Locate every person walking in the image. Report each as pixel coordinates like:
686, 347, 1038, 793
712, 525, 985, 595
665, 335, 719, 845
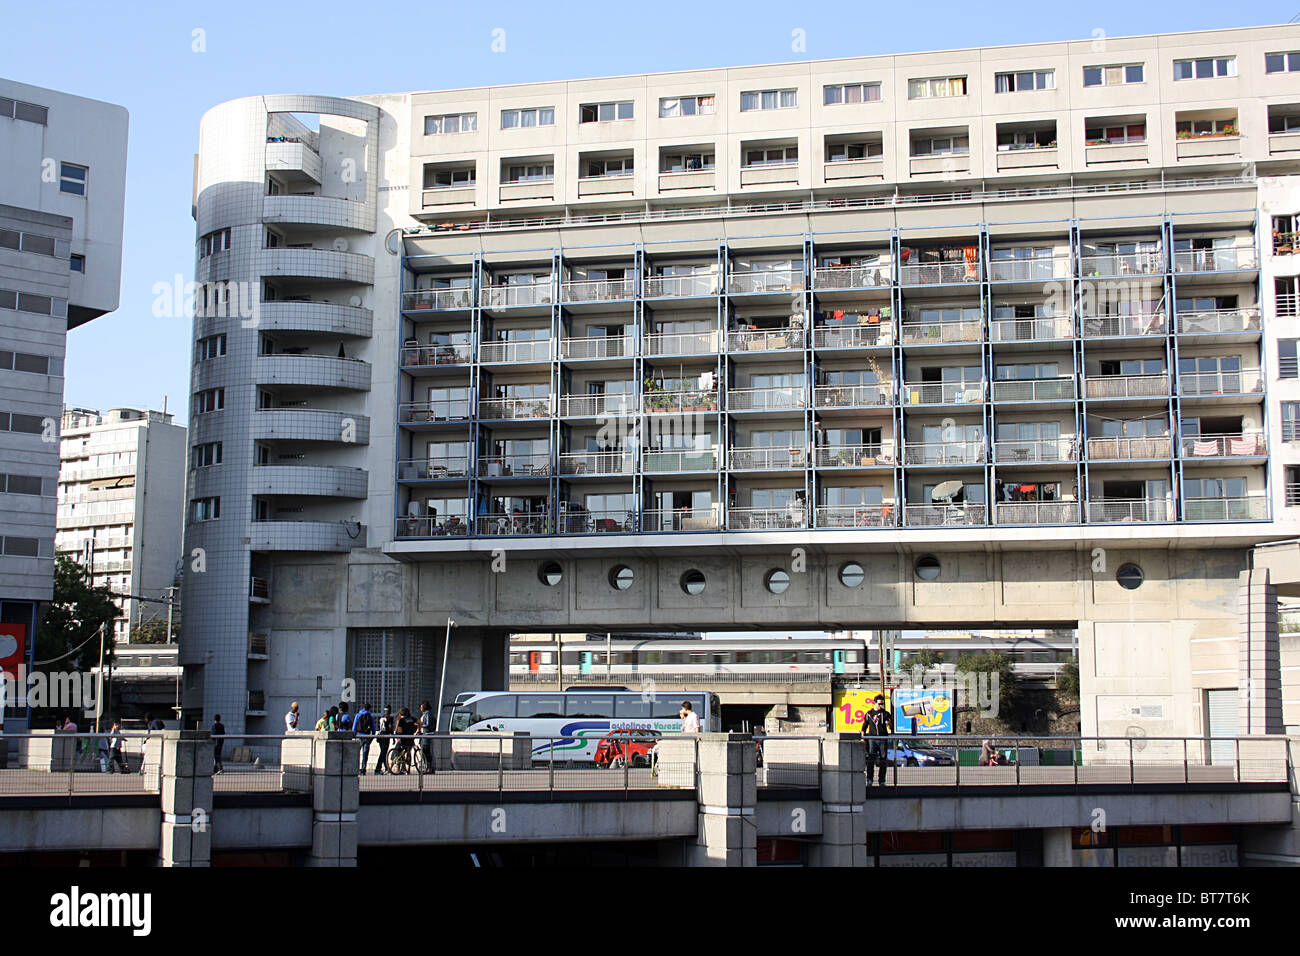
354, 703, 374, 773
374, 705, 394, 774
418, 700, 434, 771
285, 701, 300, 733
679, 701, 701, 734
861, 694, 893, 788
108, 720, 128, 773
211, 714, 226, 774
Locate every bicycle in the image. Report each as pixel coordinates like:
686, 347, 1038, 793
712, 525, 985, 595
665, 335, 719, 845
385, 737, 430, 774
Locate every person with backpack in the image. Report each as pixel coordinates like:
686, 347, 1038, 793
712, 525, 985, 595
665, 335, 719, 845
353, 703, 374, 773
374, 705, 394, 774
337, 701, 353, 732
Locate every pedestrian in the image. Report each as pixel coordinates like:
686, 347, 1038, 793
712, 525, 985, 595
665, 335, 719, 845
354, 703, 373, 773
979, 739, 999, 766
375, 705, 393, 774
418, 700, 434, 770
211, 714, 226, 773
396, 707, 417, 770
140, 712, 165, 774
337, 701, 353, 732
285, 701, 300, 733
861, 694, 893, 788
327, 706, 340, 730
679, 701, 701, 734
147, 712, 166, 731
315, 710, 331, 732
108, 720, 128, 773
97, 731, 110, 773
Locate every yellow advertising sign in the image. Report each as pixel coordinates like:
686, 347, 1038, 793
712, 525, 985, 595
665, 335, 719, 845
832, 688, 890, 733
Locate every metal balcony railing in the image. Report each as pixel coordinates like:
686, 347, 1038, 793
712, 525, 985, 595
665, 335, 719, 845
813, 324, 893, 348
401, 343, 472, 367
643, 274, 720, 298
642, 448, 719, 472
728, 445, 807, 470
402, 288, 474, 311
478, 397, 552, 419
727, 328, 805, 351
397, 458, 472, 480
249, 577, 270, 601
558, 393, 635, 418
1176, 308, 1262, 335
728, 386, 805, 411
479, 283, 554, 309
478, 339, 552, 364
727, 507, 808, 530
1177, 369, 1262, 396
642, 507, 720, 531
559, 335, 632, 360
1086, 436, 1172, 460
987, 256, 1070, 282
1182, 496, 1268, 521
902, 441, 985, 465
477, 454, 551, 478
558, 451, 635, 476
813, 383, 892, 407
1172, 248, 1257, 273
815, 504, 896, 527
560, 277, 636, 302
900, 320, 982, 344
643, 390, 718, 413
248, 633, 269, 657
992, 377, 1076, 402
557, 509, 638, 534
993, 438, 1077, 463
898, 261, 982, 285
1087, 498, 1173, 523
1275, 293, 1298, 318
1080, 313, 1167, 337
475, 513, 550, 536
399, 399, 472, 423
815, 444, 894, 467
989, 316, 1074, 342
1288, 483, 1300, 507
247, 691, 266, 714
395, 515, 469, 537
994, 500, 1080, 525
903, 504, 987, 526
901, 381, 985, 405
1084, 373, 1169, 399
811, 264, 891, 290
644, 331, 719, 355
1078, 251, 1164, 276
727, 269, 804, 294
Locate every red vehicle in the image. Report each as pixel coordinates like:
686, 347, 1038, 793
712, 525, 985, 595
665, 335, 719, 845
594, 728, 661, 769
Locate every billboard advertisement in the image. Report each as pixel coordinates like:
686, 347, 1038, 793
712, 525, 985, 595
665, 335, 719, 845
833, 686, 953, 734
832, 688, 891, 733
0, 623, 23, 683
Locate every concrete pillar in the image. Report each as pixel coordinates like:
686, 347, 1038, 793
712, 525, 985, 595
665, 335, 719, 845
1241, 736, 1300, 866
1042, 827, 1074, 867
157, 730, 213, 868
1238, 567, 1283, 735
309, 731, 359, 867
692, 733, 756, 867
809, 733, 866, 867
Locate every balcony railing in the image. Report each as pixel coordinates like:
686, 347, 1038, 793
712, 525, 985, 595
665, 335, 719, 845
475, 513, 551, 536
642, 448, 719, 472
728, 386, 805, 411
902, 441, 985, 465
643, 275, 720, 298
556, 509, 638, 534
989, 316, 1074, 342
727, 507, 808, 530
901, 381, 985, 405
1177, 369, 1262, 396
478, 454, 551, 478
644, 331, 719, 355
815, 444, 895, 467
992, 377, 1076, 402
395, 515, 470, 538
480, 284, 554, 309
1288, 483, 1300, 508
558, 451, 635, 476
811, 264, 891, 290
559, 335, 632, 360
814, 383, 892, 407
249, 577, 270, 601
560, 277, 636, 302
728, 445, 808, 470
728, 269, 804, 294
1087, 498, 1173, 523
401, 343, 472, 367
1172, 248, 1257, 273
1078, 251, 1164, 276
1084, 373, 1169, 399
397, 458, 471, 480
727, 328, 805, 352
903, 504, 987, 526
898, 261, 982, 285
900, 320, 982, 344
558, 393, 635, 418
993, 438, 1077, 463
1086, 436, 1172, 460
402, 288, 474, 311
1180, 433, 1266, 458
994, 500, 1080, 525
813, 324, 893, 348
399, 400, 472, 423
987, 256, 1070, 282
1177, 308, 1262, 335
1280, 294, 1299, 318
1081, 313, 1167, 337
642, 507, 720, 531
248, 632, 269, 657
1182, 496, 1268, 521
644, 391, 718, 413
815, 504, 896, 527
478, 339, 552, 364
478, 396, 552, 419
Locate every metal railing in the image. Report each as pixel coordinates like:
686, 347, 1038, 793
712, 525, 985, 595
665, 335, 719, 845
250, 576, 270, 600
396, 516, 469, 537
558, 450, 635, 476
815, 504, 896, 527
1086, 436, 1173, 460
993, 438, 1077, 462
727, 386, 805, 411
994, 500, 1080, 525
560, 277, 636, 302
991, 377, 1075, 402
728, 445, 808, 470
248, 632, 268, 656
987, 255, 1070, 282
402, 288, 474, 311
1176, 308, 1262, 335
643, 390, 718, 413
479, 283, 554, 308
1081, 313, 1167, 337
815, 443, 894, 467
1078, 251, 1164, 276
727, 328, 804, 351
1177, 369, 1262, 396
1288, 483, 1300, 507
478, 339, 552, 364
475, 513, 551, 536
399, 399, 472, 423
557, 509, 638, 534
1172, 248, 1257, 273
727, 507, 809, 530
643, 274, 720, 298
478, 396, 552, 419
644, 331, 719, 355
813, 324, 893, 348
1084, 373, 1169, 399
1087, 498, 1174, 523
814, 383, 892, 407
901, 381, 984, 405
728, 269, 804, 294
1182, 496, 1269, 521
559, 335, 632, 359
902, 441, 985, 465
642, 448, 719, 472
642, 507, 720, 531
898, 261, 982, 284
900, 320, 982, 344
989, 316, 1073, 342
812, 264, 891, 290
903, 504, 987, 526
477, 454, 551, 477
397, 457, 472, 480
558, 393, 635, 418
401, 343, 472, 367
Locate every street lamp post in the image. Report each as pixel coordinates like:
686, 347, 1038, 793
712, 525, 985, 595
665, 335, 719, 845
436, 618, 456, 732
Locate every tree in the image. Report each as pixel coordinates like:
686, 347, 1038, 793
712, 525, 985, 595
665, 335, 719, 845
36, 555, 121, 673
1057, 661, 1080, 696
954, 649, 1020, 714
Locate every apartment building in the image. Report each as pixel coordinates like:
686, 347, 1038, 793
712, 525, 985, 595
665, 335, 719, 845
186, 24, 1300, 737
0, 79, 128, 729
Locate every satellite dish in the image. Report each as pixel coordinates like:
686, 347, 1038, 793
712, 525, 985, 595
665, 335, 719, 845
931, 480, 964, 502
348, 295, 362, 308
332, 237, 349, 252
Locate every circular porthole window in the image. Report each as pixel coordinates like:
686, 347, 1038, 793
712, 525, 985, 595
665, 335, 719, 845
839, 562, 865, 588
609, 565, 634, 591
914, 555, 941, 581
538, 561, 563, 587
680, 569, 706, 596
765, 569, 790, 594
1116, 563, 1144, 590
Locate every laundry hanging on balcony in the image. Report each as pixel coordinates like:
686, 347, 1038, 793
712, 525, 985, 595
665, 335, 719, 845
963, 245, 978, 280
1192, 439, 1219, 456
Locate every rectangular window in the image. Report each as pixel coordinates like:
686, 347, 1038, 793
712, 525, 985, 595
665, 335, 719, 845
70, 254, 85, 273
199, 228, 231, 257
907, 76, 967, 99
4, 351, 52, 374
740, 89, 798, 111
579, 101, 634, 123
196, 334, 227, 361
996, 128, 1056, 151
659, 95, 716, 117
1280, 341, 1298, 380
192, 442, 223, 468
823, 82, 882, 105
504, 162, 554, 182
911, 135, 969, 156
1174, 57, 1236, 80
423, 113, 477, 135
825, 141, 882, 161
2, 536, 40, 557
994, 70, 1055, 92
583, 156, 634, 178
191, 497, 221, 522
195, 388, 225, 413
423, 166, 475, 188
1265, 51, 1300, 74
2, 474, 45, 496
59, 163, 88, 196
1282, 403, 1300, 442
742, 146, 798, 167
2, 412, 46, 435
501, 107, 555, 129
660, 152, 715, 172
1085, 122, 1146, 145
1083, 63, 1144, 87
0, 97, 49, 125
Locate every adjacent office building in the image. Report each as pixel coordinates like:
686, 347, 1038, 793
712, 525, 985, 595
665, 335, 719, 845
184, 24, 1300, 738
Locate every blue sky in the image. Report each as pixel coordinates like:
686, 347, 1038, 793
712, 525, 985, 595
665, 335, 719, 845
1, 1, 1291, 417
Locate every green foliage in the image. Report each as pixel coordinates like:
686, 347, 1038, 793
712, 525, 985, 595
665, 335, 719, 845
1057, 661, 1080, 696
36, 555, 121, 672
913, 647, 942, 670
955, 649, 1019, 712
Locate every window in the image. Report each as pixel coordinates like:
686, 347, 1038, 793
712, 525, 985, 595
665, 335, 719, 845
583, 156, 633, 178
196, 334, 227, 361
914, 555, 941, 580
1083, 63, 1144, 87
580, 101, 634, 123
0, 287, 67, 317
743, 145, 798, 167
659, 95, 715, 117
1280, 341, 1298, 379
680, 569, 707, 595
1, 537, 40, 558
839, 562, 865, 588
609, 565, 634, 590
1269, 113, 1300, 134
59, 163, 88, 196
995, 70, 1055, 92
2, 473, 46, 496
1173, 57, 1236, 80
1116, 564, 1143, 590
997, 128, 1056, 151
191, 497, 221, 522
424, 113, 477, 135
195, 388, 225, 413
192, 442, 223, 468
907, 77, 967, 99
1283, 403, 1300, 443
70, 254, 85, 273
1176, 117, 1237, 137
0, 351, 53, 375
1266, 51, 1300, 74
0, 97, 48, 125
825, 141, 882, 161
0, 412, 46, 435
423, 165, 475, 189
911, 135, 969, 156
199, 228, 231, 257
537, 561, 563, 586
504, 162, 554, 183
1085, 122, 1146, 145
765, 569, 791, 594
824, 82, 881, 105
740, 89, 798, 111
660, 151, 715, 172
501, 107, 555, 129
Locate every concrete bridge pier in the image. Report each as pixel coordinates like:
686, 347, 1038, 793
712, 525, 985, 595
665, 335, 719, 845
157, 731, 213, 868
309, 731, 360, 867
808, 734, 867, 867
692, 733, 757, 866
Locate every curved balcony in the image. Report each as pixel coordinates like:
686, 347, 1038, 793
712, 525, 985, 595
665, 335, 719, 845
250, 464, 368, 498
259, 301, 373, 337
248, 519, 365, 552
262, 195, 372, 232
255, 354, 371, 390
259, 247, 375, 285
252, 408, 370, 445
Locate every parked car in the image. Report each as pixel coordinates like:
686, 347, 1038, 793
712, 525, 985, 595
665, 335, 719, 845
887, 740, 955, 767
595, 728, 661, 768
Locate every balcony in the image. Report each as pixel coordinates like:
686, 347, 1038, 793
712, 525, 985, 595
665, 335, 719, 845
989, 316, 1073, 343
1084, 374, 1168, 400
898, 261, 981, 285
1280, 294, 1299, 319
823, 158, 885, 182
642, 448, 719, 473
263, 195, 370, 232
561, 277, 636, 303
900, 320, 982, 345
1177, 308, 1261, 336
1083, 142, 1149, 166
995, 145, 1059, 171
1078, 252, 1163, 277
397, 458, 471, 480
1270, 130, 1300, 155
909, 154, 971, 177
994, 500, 1080, 525
254, 408, 370, 445
558, 393, 634, 418
987, 256, 1070, 283
658, 170, 716, 192
901, 381, 984, 406
815, 444, 895, 468
1081, 313, 1167, 338
727, 328, 804, 352
644, 391, 718, 414
816, 504, 896, 527
248, 632, 269, 658
259, 247, 374, 284
499, 180, 556, 203
402, 288, 474, 312
1087, 499, 1172, 523
643, 275, 720, 298
265, 140, 321, 182
1182, 496, 1268, 521
992, 377, 1075, 403
398, 399, 471, 423
401, 343, 471, 368
249, 519, 365, 552
558, 509, 637, 534
727, 507, 808, 530
421, 186, 476, 209
247, 691, 266, 716
903, 503, 986, 526
1175, 134, 1241, 160
560, 335, 632, 360
814, 383, 892, 408
993, 438, 1077, 463
255, 354, 371, 391
250, 577, 271, 602
250, 464, 368, 498
644, 331, 719, 356
902, 441, 985, 466
479, 340, 553, 364
474, 513, 549, 536
395, 516, 469, 538
728, 445, 807, 470
642, 507, 720, 532
480, 284, 554, 309
1177, 369, 1262, 397
478, 396, 552, 420
1172, 248, 1257, 273
728, 269, 804, 295
577, 173, 635, 198
812, 265, 891, 291
1086, 436, 1172, 460
739, 163, 799, 187
478, 454, 551, 478
728, 386, 805, 411
558, 451, 634, 476
1180, 433, 1266, 459
260, 301, 373, 337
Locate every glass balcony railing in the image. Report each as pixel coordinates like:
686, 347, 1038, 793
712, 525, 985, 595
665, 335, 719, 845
644, 331, 719, 355
728, 269, 804, 294
402, 288, 473, 311
644, 391, 718, 413
642, 448, 719, 472
815, 444, 895, 467
1176, 308, 1261, 335
903, 504, 987, 526
815, 504, 896, 527
399, 399, 472, 423
395, 515, 469, 537
898, 261, 981, 285
1084, 373, 1169, 399
1087, 498, 1173, 523
557, 509, 638, 534
479, 339, 552, 363
401, 343, 472, 367
643, 275, 720, 298
1078, 251, 1164, 276
901, 381, 985, 405
1172, 248, 1257, 273
558, 393, 635, 418
728, 445, 808, 470
559, 335, 632, 359
478, 396, 552, 419
480, 284, 554, 309
988, 316, 1074, 343
1180, 433, 1266, 458
1181, 496, 1268, 521
727, 328, 805, 351
397, 458, 471, 480
1177, 369, 1262, 396
474, 513, 551, 536
728, 386, 805, 411
727, 507, 808, 530
560, 277, 636, 302
902, 441, 985, 465
987, 255, 1070, 282
1086, 436, 1172, 460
